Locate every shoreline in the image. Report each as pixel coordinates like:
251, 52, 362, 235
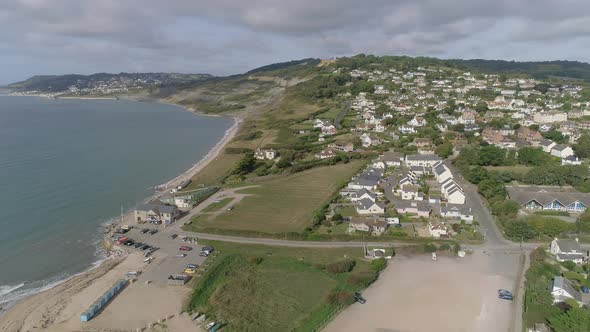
0, 95, 242, 328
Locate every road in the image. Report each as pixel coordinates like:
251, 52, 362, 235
334, 101, 351, 129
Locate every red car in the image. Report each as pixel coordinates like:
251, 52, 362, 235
179, 246, 192, 251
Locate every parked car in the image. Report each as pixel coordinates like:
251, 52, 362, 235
199, 251, 210, 257
183, 267, 197, 275
171, 234, 178, 239
134, 242, 144, 248
141, 228, 150, 234
179, 246, 192, 251
186, 263, 198, 269
176, 253, 187, 258
149, 229, 158, 235
498, 293, 513, 301
140, 244, 150, 250
582, 286, 590, 294
498, 289, 512, 296
354, 292, 366, 304
209, 322, 222, 332
205, 322, 216, 329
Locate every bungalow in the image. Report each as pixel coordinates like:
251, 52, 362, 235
561, 155, 582, 166
348, 217, 389, 236
328, 142, 354, 152
254, 148, 277, 160
395, 200, 432, 218
440, 204, 474, 223
550, 144, 574, 158
550, 238, 586, 264
550, 276, 583, 305
428, 221, 449, 238
315, 149, 337, 159
134, 203, 179, 224
356, 198, 386, 215
507, 187, 590, 213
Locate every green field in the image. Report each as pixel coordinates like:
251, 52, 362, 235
186, 241, 385, 331
191, 161, 364, 234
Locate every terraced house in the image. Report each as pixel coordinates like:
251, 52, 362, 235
507, 187, 590, 213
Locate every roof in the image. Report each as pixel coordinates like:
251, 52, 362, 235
349, 217, 388, 228
551, 144, 570, 152
357, 198, 384, 210
552, 276, 583, 302
405, 154, 441, 162
440, 204, 472, 215
554, 238, 582, 253
539, 139, 555, 147
381, 151, 402, 162
507, 186, 590, 208
402, 184, 420, 192
135, 203, 176, 214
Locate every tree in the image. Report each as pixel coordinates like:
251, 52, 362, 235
232, 153, 256, 175
474, 101, 489, 113
478, 179, 507, 200
517, 147, 551, 166
576, 211, 590, 234
478, 145, 506, 166
435, 142, 453, 158
491, 200, 520, 219
543, 129, 569, 144
548, 307, 590, 332
573, 134, 590, 159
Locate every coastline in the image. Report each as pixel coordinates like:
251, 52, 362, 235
0, 96, 242, 329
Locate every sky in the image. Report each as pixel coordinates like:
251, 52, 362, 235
2, 0, 590, 84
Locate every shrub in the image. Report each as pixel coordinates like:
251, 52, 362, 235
422, 243, 437, 253
348, 272, 378, 287
370, 258, 387, 272
326, 291, 353, 306
561, 261, 577, 272
326, 259, 356, 274
248, 257, 263, 265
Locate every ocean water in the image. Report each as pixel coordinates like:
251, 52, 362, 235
0, 96, 232, 304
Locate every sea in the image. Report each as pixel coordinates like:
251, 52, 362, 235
0, 96, 233, 306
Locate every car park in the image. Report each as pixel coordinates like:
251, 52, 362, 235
149, 229, 158, 235
141, 228, 150, 234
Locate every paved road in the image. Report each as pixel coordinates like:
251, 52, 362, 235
334, 101, 351, 129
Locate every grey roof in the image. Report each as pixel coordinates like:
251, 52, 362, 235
551, 144, 569, 152
406, 154, 441, 161
135, 203, 176, 214
351, 188, 376, 200
394, 199, 432, 212
440, 204, 472, 216
552, 276, 582, 302
507, 187, 590, 208
539, 139, 555, 147
357, 198, 384, 210
381, 151, 402, 162
555, 239, 582, 253
433, 163, 449, 176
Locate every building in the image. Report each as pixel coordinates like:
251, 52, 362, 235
349, 188, 377, 202
315, 149, 337, 159
432, 161, 453, 184
173, 197, 194, 209
381, 151, 403, 167
356, 198, 386, 215
441, 178, 466, 205
533, 111, 567, 124
550, 238, 586, 264
428, 221, 449, 238
394, 200, 432, 217
550, 144, 574, 158
134, 203, 179, 224
507, 186, 590, 213
550, 276, 583, 305
517, 127, 543, 142
400, 184, 421, 201
254, 148, 277, 160
538, 139, 556, 153
404, 154, 441, 167
561, 155, 582, 166
440, 204, 474, 223
348, 217, 389, 236
328, 142, 354, 152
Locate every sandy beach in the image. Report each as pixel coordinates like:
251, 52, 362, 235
0, 100, 241, 332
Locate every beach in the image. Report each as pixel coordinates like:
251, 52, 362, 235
0, 98, 241, 331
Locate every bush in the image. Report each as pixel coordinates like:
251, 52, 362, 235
561, 261, 577, 271
326, 259, 356, 274
326, 291, 353, 306
248, 257, 263, 265
422, 243, 437, 253
348, 272, 378, 287
225, 147, 253, 154
370, 258, 387, 272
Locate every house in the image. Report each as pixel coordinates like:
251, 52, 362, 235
550, 238, 586, 264
550, 144, 574, 158
134, 203, 179, 224
537, 139, 556, 153
562, 155, 582, 166
458, 110, 477, 124
550, 276, 583, 305
315, 149, 336, 159
349, 188, 377, 202
173, 197, 194, 209
398, 124, 417, 134
432, 161, 453, 184
414, 138, 432, 148
348, 217, 389, 236
356, 198, 386, 215
441, 178, 466, 204
533, 111, 567, 124
328, 142, 354, 152
507, 186, 590, 213
408, 115, 427, 127
381, 151, 403, 167
321, 125, 337, 136
440, 204, 474, 223
417, 146, 436, 155
400, 184, 421, 201
254, 148, 277, 160
395, 200, 432, 217
360, 133, 381, 147
516, 127, 543, 142
404, 154, 441, 167
428, 221, 449, 238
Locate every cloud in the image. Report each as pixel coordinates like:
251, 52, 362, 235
1, 0, 590, 83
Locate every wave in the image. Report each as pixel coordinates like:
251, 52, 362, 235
0, 283, 24, 298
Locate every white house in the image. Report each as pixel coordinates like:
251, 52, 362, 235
428, 221, 449, 238
349, 188, 377, 203
405, 154, 441, 167
550, 144, 574, 158
432, 161, 453, 184
400, 184, 421, 201
533, 111, 567, 124
447, 188, 466, 205
440, 204, 474, 223
538, 139, 556, 153
254, 148, 277, 160
550, 276, 583, 305
356, 198, 386, 215
550, 238, 585, 264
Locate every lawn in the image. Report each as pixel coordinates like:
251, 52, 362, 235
191, 161, 364, 234
202, 197, 233, 213
185, 152, 243, 188
186, 241, 383, 332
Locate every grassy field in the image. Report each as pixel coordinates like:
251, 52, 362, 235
185, 152, 244, 188
484, 165, 533, 178
202, 197, 233, 213
191, 161, 364, 233
186, 241, 384, 331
